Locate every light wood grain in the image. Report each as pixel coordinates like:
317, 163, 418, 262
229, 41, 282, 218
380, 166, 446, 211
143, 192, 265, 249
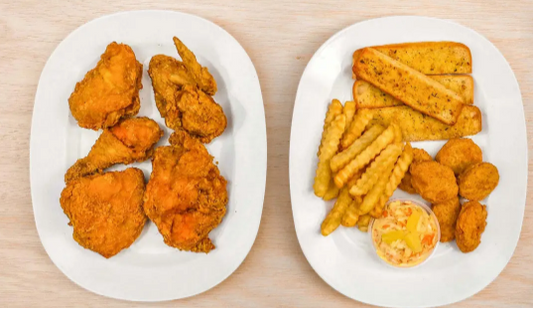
1, 0, 532, 307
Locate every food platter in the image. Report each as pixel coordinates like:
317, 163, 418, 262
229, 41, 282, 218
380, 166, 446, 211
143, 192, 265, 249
290, 16, 526, 307
30, 10, 266, 301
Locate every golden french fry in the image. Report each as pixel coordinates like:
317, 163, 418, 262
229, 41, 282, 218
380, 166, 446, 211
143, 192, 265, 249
371, 144, 414, 218
340, 109, 373, 149
341, 195, 362, 227
349, 142, 403, 196
384, 142, 415, 202
334, 124, 395, 188
331, 125, 384, 172
323, 179, 340, 201
318, 99, 343, 156
369, 203, 383, 218
314, 114, 346, 197
340, 101, 357, 149
358, 161, 395, 215
357, 214, 371, 232
321, 187, 353, 236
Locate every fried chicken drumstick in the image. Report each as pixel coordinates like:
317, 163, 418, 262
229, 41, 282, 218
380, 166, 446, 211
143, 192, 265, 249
143, 130, 228, 253
65, 117, 163, 182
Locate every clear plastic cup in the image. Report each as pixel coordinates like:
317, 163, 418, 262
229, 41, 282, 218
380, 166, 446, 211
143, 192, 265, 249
368, 198, 441, 269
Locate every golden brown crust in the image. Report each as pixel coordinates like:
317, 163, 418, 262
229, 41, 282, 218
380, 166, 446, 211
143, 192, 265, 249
65, 117, 163, 182
68, 42, 143, 130
398, 148, 432, 194
364, 105, 482, 142
143, 131, 228, 253
436, 138, 482, 175
60, 168, 146, 258
148, 44, 226, 143
353, 41, 472, 75
455, 201, 487, 253
432, 196, 461, 242
410, 161, 458, 203
353, 48, 465, 125
458, 162, 500, 201
354, 76, 474, 109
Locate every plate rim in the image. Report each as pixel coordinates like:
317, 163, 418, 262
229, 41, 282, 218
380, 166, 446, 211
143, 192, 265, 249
30, 9, 267, 301
289, 15, 527, 307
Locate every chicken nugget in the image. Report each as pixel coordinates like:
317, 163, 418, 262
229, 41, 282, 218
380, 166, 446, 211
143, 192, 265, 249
455, 201, 487, 253
436, 138, 482, 175
432, 196, 461, 242
410, 161, 458, 203
413, 148, 433, 162
458, 162, 499, 201
398, 148, 432, 193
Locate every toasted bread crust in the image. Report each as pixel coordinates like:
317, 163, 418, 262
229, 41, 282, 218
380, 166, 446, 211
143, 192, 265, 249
354, 48, 465, 125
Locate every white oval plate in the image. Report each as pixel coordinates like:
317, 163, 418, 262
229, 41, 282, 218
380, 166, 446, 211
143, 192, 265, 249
30, 10, 266, 301
290, 16, 526, 307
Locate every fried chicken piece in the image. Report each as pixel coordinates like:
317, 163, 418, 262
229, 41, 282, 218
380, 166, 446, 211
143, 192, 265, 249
60, 168, 146, 258
455, 201, 487, 253
173, 37, 217, 95
148, 41, 226, 143
69, 42, 143, 130
65, 117, 163, 182
143, 130, 228, 253
398, 148, 433, 193
174, 85, 227, 143
432, 196, 461, 242
458, 162, 499, 200
410, 161, 458, 203
436, 138, 482, 175
148, 55, 197, 128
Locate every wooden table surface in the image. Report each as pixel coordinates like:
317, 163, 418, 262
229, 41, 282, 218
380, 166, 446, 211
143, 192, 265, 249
1, 0, 532, 307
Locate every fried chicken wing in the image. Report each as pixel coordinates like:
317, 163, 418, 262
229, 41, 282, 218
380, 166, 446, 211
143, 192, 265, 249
65, 117, 163, 182
143, 130, 228, 253
60, 168, 146, 258
173, 37, 217, 95
69, 42, 143, 130
148, 38, 226, 143
455, 201, 487, 253
432, 196, 461, 242
410, 161, 458, 203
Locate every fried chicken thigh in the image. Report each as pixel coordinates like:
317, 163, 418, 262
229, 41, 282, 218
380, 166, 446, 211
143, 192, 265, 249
69, 42, 143, 130
65, 117, 163, 182
148, 37, 226, 143
60, 168, 146, 258
143, 130, 228, 253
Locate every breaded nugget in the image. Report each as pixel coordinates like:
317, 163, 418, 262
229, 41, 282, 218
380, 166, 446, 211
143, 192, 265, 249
398, 148, 432, 193
436, 138, 482, 175
455, 201, 487, 253
432, 196, 461, 242
413, 148, 433, 162
410, 161, 458, 203
458, 162, 499, 201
